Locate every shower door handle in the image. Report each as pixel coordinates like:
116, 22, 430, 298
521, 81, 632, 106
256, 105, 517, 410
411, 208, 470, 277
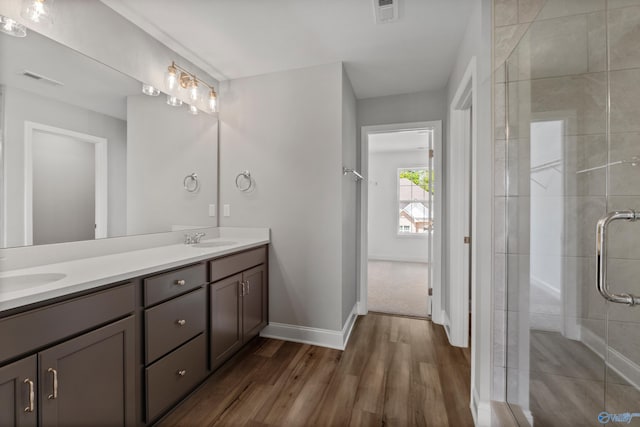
596, 210, 640, 305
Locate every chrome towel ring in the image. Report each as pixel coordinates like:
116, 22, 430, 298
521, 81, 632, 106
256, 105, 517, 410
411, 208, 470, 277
235, 170, 254, 192
183, 173, 200, 192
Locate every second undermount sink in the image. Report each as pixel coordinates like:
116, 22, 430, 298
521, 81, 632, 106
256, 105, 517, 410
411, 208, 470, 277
0, 273, 67, 293
191, 241, 237, 248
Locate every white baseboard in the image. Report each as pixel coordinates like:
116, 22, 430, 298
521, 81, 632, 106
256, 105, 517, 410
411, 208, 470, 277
356, 301, 368, 315
581, 325, 640, 390
260, 305, 358, 350
367, 254, 428, 263
471, 388, 492, 426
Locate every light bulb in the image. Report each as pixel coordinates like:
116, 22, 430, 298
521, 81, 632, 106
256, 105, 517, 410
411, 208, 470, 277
166, 63, 178, 91
20, 0, 53, 27
189, 79, 199, 102
0, 15, 27, 37
189, 105, 199, 115
142, 84, 160, 96
166, 95, 182, 107
208, 89, 217, 112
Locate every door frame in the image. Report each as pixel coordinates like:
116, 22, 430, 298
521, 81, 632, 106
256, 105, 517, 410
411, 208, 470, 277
23, 121, 108, 245
447, 57, 477, 349
358, 120, 443, 316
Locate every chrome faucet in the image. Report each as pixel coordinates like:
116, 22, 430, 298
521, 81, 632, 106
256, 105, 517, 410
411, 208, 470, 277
184, 232, 206, 244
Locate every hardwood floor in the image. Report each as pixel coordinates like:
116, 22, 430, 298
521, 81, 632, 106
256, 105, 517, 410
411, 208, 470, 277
158, 313, 473, 426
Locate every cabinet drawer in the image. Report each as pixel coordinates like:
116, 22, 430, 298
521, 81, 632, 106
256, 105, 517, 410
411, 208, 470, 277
209, 246, 266, 283
144, 263, 206, 306
145, 288, 206, 364
0, 283, 135, 364
146, 334, 207, 422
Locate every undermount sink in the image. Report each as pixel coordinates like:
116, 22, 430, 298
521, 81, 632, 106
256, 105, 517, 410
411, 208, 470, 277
191, 241, 237, 248
0, 273, 67, 293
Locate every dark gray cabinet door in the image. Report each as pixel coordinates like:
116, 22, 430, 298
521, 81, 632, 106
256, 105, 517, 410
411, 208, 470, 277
210, 274, 242, 370
0, 355, 37, 427
39, 316, 136, 427
242, 265, 267, 342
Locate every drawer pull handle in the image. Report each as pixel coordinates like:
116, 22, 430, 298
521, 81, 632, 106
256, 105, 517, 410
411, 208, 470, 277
176, 279, 186, 286
47, 368, 58, 400
24, 379, 34, 412
177, 369, 187, 377
176, 319, 187, 326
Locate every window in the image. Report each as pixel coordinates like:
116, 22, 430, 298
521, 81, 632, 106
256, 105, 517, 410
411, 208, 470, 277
398, 167, 431, 235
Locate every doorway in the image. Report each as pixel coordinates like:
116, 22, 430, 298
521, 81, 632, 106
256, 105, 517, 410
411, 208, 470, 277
24, 122, 108, 245
359, 121, 442, 318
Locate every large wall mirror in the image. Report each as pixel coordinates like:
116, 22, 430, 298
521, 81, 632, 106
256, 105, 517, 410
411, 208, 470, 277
0, 28, 219, 249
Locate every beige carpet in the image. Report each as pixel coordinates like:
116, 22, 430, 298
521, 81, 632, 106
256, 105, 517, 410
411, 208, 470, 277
367, 260, 430, 317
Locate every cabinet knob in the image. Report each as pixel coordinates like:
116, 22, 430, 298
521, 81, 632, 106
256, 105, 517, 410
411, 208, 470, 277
23, 379, 34, 412
175, 279, 186, 286
176, 319, 187, 326
177, 369, 187, 377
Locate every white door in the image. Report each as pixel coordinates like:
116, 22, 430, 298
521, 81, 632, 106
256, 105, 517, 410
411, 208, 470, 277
32, 131, 96, 245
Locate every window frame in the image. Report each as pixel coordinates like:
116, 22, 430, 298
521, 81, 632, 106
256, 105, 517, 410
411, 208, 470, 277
396, 166, 430, 238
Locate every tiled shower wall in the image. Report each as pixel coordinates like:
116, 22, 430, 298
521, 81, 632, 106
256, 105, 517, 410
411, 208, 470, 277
493, 0, 640, 405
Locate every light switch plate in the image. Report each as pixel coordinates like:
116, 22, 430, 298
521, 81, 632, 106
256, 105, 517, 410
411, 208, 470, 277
223, 204, 230, 217
208, 204, 216, 217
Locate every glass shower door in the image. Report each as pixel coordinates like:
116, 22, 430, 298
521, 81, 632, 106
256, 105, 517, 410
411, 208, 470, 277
502, 0, 640, 424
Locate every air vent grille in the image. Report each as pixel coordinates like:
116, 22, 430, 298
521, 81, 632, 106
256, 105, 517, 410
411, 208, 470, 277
373, 0, 399, 24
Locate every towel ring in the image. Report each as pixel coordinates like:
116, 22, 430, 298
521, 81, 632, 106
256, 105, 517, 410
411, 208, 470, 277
183, 173, 200, 192
235, 171, 253, 192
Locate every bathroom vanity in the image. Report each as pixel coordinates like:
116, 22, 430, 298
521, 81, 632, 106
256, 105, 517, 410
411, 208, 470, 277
0, 234, 269, 426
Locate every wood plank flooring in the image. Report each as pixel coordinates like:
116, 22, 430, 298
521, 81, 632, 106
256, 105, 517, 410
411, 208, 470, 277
158, 313, 473, 426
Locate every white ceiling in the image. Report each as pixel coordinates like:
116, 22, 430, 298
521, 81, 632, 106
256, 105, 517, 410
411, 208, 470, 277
369, 129, 430, 152
102, 0, 475, 99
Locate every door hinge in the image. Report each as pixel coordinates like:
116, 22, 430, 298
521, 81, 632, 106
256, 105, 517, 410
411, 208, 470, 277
464, 236, 471, 244
428, 288, 433, 296
429, 149, 434, 159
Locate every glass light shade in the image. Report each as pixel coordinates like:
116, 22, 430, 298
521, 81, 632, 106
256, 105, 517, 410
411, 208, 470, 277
21, 0, 53, 27
166, 65, 178, 91
0, 15, 27, 37
166, 95, 182, 107
208, 90, 217, 112
188, 105, 199, 115
189, 80, 199, 102
142, 84, 160, 96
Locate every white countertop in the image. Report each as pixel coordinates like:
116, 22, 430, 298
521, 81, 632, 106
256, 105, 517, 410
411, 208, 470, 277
0, 233, 269, 313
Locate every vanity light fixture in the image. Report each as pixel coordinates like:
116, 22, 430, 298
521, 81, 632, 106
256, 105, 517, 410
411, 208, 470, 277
166, 95, 182, 107
21, 0, 54, 27
165, 61, 218, 113
142, 83, 160, 96
0, 15, 27, 37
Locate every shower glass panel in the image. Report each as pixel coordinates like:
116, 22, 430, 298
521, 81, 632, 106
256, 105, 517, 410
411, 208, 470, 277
504, 1, 640, 425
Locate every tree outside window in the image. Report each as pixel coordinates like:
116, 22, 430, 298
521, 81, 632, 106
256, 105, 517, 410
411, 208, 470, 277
398, 168, 432, 235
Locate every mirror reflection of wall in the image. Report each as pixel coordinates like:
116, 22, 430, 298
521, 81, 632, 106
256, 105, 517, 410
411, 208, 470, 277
0, 28, 218, 249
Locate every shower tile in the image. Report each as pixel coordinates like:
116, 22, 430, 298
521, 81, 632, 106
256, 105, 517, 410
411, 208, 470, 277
611, 69, 640, 133
495, 252, 507, 310
609, 133, 640, 196
507, 138, 531, 197
492, 366, 506, 401
495, 139, 507, 197
518, 0, 544, 23
494, 308, 507, 366
561, 196, 606, 257
564, 134, 607, 196
608, 7, 640, 71
526, 14, 589, 80
495, 197, 507, 254
496, 0, 519, 26
507, 196, 531, 254
495, 62, 507, 84
495, 24, 529, 69
607, 196, 640, 259
506, 311, 526, 369
530, 73, 607, 136
495, 83, 507, 140
608, 0, 640, 8
587, 12, 606, 73
507, 254, 530, 312
536, 0, 604, 20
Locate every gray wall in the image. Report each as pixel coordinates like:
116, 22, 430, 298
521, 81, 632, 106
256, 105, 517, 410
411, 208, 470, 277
219, 62, 354, 332
3, 86, 127, 248
357, 89, 447, 128
126, 95, 218, 235
443, 0, 493, 412
368, 150, 430, 262
341, 68, 357, 326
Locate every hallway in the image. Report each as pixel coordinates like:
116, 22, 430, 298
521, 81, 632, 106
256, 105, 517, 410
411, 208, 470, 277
159, 313, 473, 426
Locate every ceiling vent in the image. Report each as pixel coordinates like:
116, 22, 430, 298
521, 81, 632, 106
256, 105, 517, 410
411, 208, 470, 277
22, 70, 64, 86
373, 0, 399, 24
